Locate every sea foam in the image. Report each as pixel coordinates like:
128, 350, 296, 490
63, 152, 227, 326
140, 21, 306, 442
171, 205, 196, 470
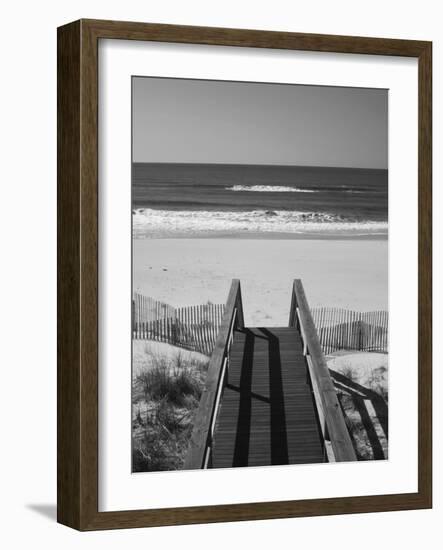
132, 208, 387, 238
226, 185, 317, 193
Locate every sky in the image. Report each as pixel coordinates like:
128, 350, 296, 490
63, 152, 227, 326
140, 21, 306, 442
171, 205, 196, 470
132, 77, 388, 169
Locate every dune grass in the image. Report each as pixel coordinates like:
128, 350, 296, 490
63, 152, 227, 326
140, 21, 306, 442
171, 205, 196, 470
132, 346, 209, 472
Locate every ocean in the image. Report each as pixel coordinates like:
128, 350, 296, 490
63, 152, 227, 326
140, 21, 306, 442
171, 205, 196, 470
132, 163, 388, 238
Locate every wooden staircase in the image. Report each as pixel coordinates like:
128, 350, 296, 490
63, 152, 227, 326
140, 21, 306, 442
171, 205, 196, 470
184, 279, 357, 470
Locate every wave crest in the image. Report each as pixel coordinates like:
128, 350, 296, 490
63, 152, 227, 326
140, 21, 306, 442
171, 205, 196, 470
226, 185, 317, 193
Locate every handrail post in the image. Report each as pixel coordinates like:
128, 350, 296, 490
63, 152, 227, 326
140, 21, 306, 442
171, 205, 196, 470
233, 279, 244, 329
288, 283, 297, 328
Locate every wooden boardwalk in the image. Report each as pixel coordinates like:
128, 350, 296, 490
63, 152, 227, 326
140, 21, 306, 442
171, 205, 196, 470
212, 327, 325, 467
184, 280, 357, 470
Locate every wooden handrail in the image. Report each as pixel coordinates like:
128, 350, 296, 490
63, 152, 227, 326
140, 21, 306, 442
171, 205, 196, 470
289, 280, 357, 462
184, 279, 244, 469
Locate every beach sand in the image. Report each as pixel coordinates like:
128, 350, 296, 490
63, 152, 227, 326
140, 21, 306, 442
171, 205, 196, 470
133, 238, 388, 326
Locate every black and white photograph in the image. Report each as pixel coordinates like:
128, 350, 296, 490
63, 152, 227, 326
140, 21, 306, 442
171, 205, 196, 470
1, 0, 435, 540
131, 76, 389, 472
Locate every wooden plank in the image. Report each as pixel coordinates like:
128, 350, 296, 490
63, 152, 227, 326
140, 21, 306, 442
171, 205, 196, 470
212, 326, 324, 468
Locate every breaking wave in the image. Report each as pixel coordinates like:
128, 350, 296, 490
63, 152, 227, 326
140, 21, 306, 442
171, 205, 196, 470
132, 208, 387, 238
226, 185, 317, 193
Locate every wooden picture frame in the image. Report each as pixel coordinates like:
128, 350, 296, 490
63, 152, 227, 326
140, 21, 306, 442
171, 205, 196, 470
57, 19, 432, 530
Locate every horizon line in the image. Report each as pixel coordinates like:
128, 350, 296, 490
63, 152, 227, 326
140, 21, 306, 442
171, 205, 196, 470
132, 161, 388, 171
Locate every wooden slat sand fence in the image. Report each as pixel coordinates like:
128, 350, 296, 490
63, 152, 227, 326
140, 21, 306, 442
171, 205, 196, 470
132, 294, 176, 324
132, 293, 225, 356
311, 307, 388, 354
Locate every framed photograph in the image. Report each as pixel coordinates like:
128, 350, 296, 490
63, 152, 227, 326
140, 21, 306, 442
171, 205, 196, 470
57, 19, 432, 530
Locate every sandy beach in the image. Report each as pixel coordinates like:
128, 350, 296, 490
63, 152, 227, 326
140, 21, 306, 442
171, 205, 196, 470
133, 238, 388, 326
